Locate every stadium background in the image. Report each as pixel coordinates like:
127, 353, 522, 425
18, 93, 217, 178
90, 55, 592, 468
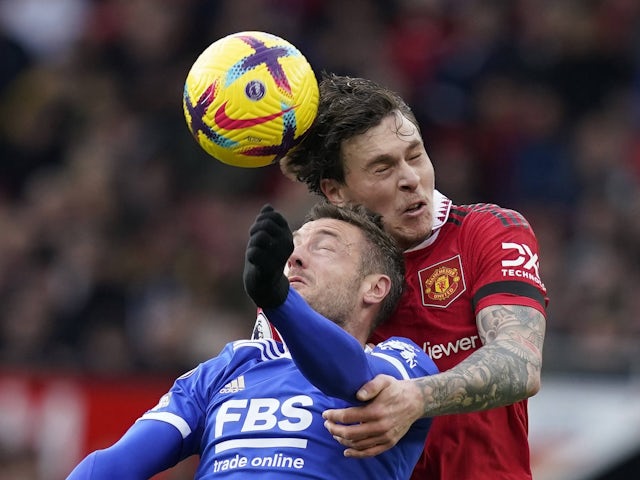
0, 0, 639, 478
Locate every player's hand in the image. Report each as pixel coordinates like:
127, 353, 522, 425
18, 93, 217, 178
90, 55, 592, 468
322, 375, 424, 457
243, 204, 293, 308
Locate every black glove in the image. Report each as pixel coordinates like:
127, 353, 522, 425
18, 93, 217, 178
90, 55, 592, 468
243, 204, 293, 308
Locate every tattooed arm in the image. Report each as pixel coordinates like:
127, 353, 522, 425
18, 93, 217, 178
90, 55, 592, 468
321, 305, 546, 457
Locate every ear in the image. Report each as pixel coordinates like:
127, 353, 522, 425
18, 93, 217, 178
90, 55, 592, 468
361, 274, 391, 306
320, 178, 347, 206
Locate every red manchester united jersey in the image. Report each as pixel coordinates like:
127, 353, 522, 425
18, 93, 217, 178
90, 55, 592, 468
370, 191, 548, 480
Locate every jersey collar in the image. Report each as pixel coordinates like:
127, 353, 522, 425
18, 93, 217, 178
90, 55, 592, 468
405, 189, 452, 252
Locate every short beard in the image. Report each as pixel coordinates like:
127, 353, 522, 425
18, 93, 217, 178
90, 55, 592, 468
308, 275, 361, 330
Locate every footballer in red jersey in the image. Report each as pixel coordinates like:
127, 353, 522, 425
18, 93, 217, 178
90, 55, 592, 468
273, 73, 548, 479
369, 190, 547, 479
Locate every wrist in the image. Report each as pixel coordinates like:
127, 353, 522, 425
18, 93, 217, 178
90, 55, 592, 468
260, 276, 290, 309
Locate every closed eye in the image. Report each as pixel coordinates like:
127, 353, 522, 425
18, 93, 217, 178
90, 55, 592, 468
373, 164, 391, 174
313, 243, 336, 253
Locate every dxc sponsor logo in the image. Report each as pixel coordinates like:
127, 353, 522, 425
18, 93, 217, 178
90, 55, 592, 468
501, 242, 540, 282
215, 395, 313, 438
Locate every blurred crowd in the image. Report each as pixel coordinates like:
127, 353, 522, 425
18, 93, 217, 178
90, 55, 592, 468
0, 0, 639, 379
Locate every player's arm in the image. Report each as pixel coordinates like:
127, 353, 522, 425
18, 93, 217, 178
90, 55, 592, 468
264, 286, 375, 403
66, 420, 184, 479
424, 304, 545, 413
266, 286, 441, 405
322, 304, 545, 457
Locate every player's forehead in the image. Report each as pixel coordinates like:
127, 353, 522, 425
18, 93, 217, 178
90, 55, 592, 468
293, 218, 361, 245
343, 111, 421, 161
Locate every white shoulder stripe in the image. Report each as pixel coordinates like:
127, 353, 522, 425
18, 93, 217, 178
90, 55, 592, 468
233, 339, 289, 361
138, 412, 192, 438
370, 352, 411, 380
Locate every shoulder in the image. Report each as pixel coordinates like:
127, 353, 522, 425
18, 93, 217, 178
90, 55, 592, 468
228, 338, 289, 360
371, 337, 439, 377
450, 202, 533, 231
374, 337, 423, 354
192, 339, 289, 378
170, 340, 290, 396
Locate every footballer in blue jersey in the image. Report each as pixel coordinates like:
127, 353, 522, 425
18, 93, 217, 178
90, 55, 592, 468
66, 203, 439, 479
143, 319, 436, 478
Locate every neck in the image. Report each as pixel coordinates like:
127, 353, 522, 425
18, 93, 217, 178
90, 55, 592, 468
341, 316, 372, 347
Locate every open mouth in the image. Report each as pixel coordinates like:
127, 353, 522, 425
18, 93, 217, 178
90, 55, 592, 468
404, 201, 426, 214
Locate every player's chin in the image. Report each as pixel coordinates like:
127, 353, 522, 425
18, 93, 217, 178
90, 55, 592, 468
292, 284, 318, 309
393, 224, 431, 250
289, 281, 306, 292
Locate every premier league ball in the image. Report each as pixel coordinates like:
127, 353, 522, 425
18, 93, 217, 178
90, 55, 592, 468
183, 31, 319, 168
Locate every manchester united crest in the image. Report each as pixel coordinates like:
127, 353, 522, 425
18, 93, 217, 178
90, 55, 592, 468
418, 255, 466, 308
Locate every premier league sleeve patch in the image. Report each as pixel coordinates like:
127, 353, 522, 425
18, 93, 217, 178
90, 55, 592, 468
250, 310, 282, 342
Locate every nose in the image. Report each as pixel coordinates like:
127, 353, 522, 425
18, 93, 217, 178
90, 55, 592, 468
398, 160, 420, 190
287, 245, 305, 269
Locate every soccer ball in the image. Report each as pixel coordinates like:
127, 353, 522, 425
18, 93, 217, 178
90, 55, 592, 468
183, 31, 319, 168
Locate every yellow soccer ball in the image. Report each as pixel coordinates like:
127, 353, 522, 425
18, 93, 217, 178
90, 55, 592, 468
183, 31, 319, 168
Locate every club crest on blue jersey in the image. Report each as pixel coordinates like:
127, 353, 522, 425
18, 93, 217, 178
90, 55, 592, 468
378, 339, 420, 368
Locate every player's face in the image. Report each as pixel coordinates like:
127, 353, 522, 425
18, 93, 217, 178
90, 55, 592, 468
321, 111, 435, 250
286, 219, 365, 329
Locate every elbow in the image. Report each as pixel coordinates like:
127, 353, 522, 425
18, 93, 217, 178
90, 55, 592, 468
525, 363, 543, 398
527, 374, 541, 398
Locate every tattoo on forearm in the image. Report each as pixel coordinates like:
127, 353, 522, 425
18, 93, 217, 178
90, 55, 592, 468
415, 305, 546, 417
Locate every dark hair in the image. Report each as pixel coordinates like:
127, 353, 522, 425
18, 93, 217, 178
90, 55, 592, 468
305, 201, 405, 330
283, 72, 419, 197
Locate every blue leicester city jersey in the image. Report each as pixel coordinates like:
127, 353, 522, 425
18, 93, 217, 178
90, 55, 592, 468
139, 337, 437, 479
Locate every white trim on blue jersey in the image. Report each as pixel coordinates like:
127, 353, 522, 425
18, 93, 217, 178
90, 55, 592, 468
137, 334, 437, 479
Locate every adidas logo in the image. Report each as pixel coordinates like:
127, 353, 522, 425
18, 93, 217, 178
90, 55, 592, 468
219, 376, 245, 393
